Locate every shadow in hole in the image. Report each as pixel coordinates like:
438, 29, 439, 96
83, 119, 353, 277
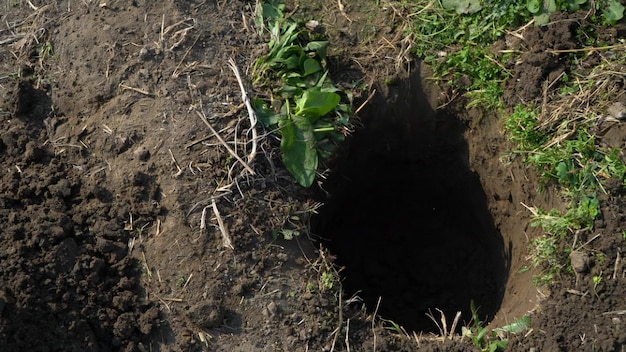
313, 63, 510, 333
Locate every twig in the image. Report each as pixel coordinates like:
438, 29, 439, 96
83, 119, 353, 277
141, 251, 152, 279
337, 0, 352, 22
372, 297, 381, 352
330, 288, 344, 352
345, 319, 351, 352
200, 205, 209, 231
613, 250, 621, 280
119, 83, 154, 97
602, 310, 626, 315
520, 202, 539, 216
547, 43, 626, 54
227, 58, 258, 165
212, 198, 234, 249
355, 89, 376, 115
196, 110, 255, 175
26, 0, 39, 10
172, 34, 200, 78
168, 149, 184, 177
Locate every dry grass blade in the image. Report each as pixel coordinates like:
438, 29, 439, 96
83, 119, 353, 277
425, 308, 447, 337
538, 57, 625, 144
196, 110, 255, 175
227, 58, 258, 165
119, 83, 154, 97
212, 198, 234, 250
372, 296, 382, 352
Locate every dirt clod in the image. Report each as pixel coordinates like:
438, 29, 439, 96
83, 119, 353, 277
570, 250, 591, 273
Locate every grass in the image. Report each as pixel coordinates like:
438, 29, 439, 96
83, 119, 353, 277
391, 0, 626, 286
504, 62, 626, 283
461, 301, 531, 352
398, 0, 530, 109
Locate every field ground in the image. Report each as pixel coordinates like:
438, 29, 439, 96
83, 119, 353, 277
1, 1, 625, 351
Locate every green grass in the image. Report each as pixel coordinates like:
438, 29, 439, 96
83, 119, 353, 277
401, 0, 529, 109
399, 0, 625, 285
504, 98, 625, 284
462, 301, 531, 351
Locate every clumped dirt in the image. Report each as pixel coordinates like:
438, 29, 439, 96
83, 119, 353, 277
1, 1, 625, 352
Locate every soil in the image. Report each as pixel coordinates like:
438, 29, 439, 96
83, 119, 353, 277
1, 1, 625, 352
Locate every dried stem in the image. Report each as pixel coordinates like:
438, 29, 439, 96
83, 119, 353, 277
212, 198, 234, 250
227, 58, 258, 165
196, 110, 255, 175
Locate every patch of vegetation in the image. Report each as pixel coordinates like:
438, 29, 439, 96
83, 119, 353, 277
403, 0, 623, 109
397, 0, 625, 287
252, 0, 353, 187
462, 301, 530, 352
527, 0, 624, 25
504, 94, 626, 284
403, 0, 529, 109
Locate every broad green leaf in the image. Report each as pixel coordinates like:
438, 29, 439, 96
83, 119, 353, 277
527, 0, 542, 13
295, 87, 340, 119
260, 2, 283, 22
442, 0, 482, 14
280, 116, 318, 187
534, 13, 551, 26
556, 161, 569, 183
546, 0, 557, 13
303, 58, 322, 76
532, 0, 557, 25
304, 41, 329, 60
494, 315, 531, 334
604, 0, 625, 25
252, 98, 280, 126
278, 85, 302, 99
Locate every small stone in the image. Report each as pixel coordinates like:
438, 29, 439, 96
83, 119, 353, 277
570, 250, 590, 273
607, 102, 626, 120
139, 47, 150, 60
133, 146, 150, 161
266, 301, 279, 317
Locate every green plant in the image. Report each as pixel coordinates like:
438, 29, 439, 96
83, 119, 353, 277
602, 0, 625, 25
528, 234, 562, 285
462, 302, 508, 352
493, 315, 531, 337
404, 0, 528, 111
253, 1, 352, 187
176, 276, 187, 287
320, 271, 335, 291
593, 274, 602, 287
592, 272, 603, 297
526, 0, 624, 25
382, 318, 404, 334
504, 101, 626, 285
272, 228, 300, 240
272, 215, 304, 240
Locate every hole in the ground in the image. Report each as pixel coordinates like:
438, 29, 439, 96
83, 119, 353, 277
313, 68, 510, 333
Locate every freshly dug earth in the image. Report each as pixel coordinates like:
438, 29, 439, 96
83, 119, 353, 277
1, 1, 625, 352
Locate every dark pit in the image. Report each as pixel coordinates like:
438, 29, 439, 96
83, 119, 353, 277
313, 71, 510, 333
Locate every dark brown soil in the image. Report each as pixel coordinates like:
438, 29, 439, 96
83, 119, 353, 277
1, 1, 625, 352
